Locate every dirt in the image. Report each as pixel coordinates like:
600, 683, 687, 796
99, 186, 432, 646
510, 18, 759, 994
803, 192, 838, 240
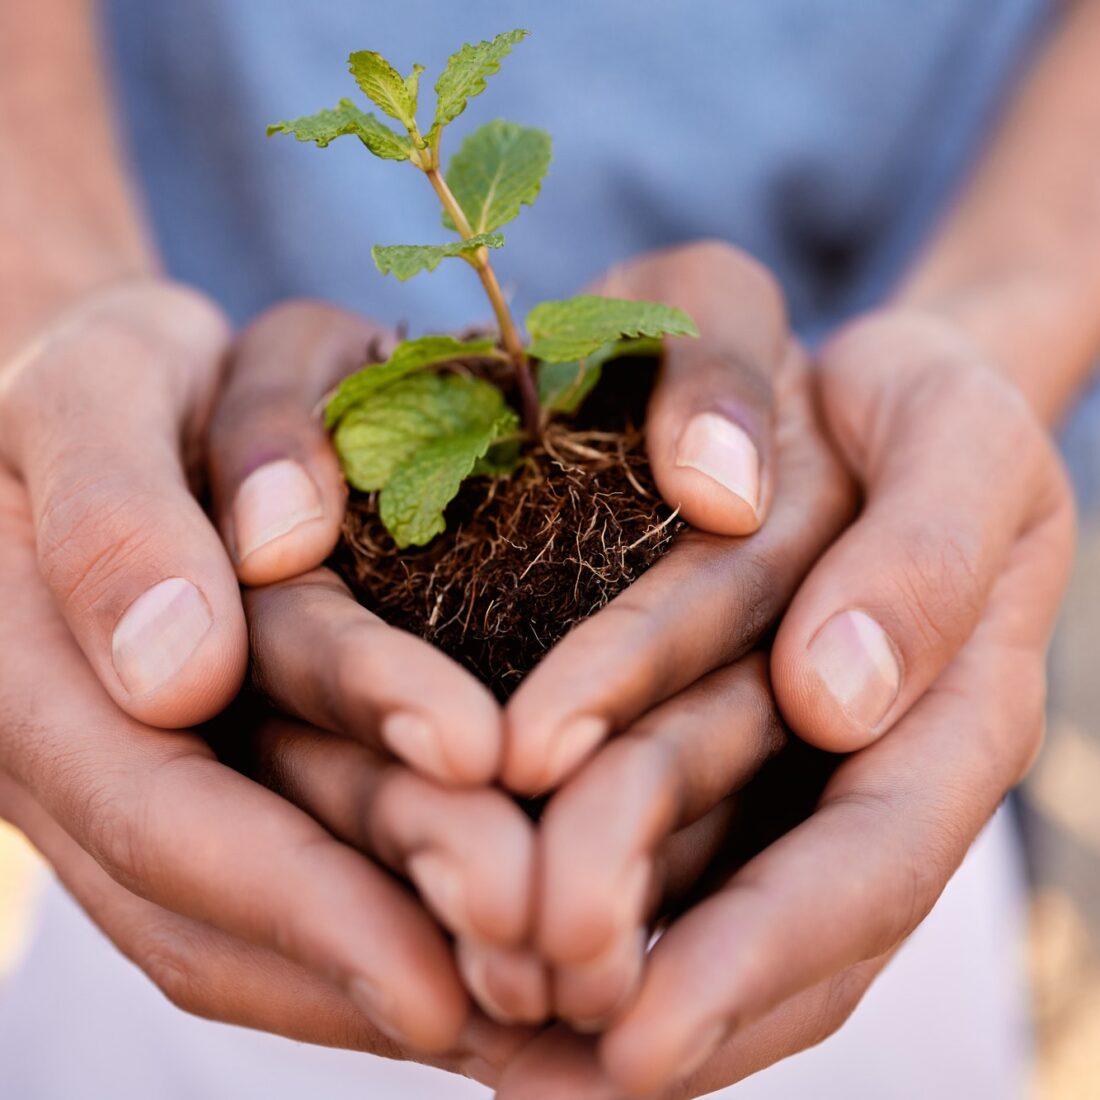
329, 358, 681, 698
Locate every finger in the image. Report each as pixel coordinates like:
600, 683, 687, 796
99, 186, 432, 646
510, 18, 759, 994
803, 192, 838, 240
0, 511, 472, 1055
597, 513, 1070, 1095
773, 311, 1074, 750
539, 656, 783, 1026
1, 773, 525, 1078
503, 349, 854, 794
0, 772, 399, 1054
0, 280, 247, 728
208, 301, 390, 586
596, 242, 786, 535
245, 568, 502, 784
246, 718, 534, 949
494, 957, 890, 1099
456, 940, 551, 1026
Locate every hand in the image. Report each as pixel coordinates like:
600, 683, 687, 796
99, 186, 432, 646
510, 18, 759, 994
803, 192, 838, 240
0, 279, 246, 728
199, 246, 854, 1031
0, 462, 540, 1083
492, 306, 1074, 1096
0, 277, 501, 777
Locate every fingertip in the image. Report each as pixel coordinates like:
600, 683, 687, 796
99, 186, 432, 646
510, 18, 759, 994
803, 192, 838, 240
457, 940, 550, 1026
772, 609, 902, 753
389, 679, 502, 787
230, 456, 346, 587
109, 574, 248, 729
501, 712, 608, 796
650, 410, 768, 536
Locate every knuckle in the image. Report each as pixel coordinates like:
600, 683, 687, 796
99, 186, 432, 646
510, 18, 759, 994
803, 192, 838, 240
887, 529, 985, 653
77, 775, 147, 891
36, 471, 164, 614
813, 967, 873, 1047
136, 931, 205, 1015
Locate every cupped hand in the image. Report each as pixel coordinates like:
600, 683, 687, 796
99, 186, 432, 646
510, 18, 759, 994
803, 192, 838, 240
492, 302, 1074, 1096
0, 463, 538, 1082
0, 279, 246, 728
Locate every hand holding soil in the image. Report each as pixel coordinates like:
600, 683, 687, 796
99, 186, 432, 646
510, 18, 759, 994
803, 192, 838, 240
0, 19, 1084, 1100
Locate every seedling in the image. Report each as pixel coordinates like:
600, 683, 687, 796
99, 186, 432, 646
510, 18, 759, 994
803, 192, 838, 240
269, 28, 697, 549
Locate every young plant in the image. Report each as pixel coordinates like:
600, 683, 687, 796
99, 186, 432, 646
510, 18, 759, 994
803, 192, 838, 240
269, 28, 697, 548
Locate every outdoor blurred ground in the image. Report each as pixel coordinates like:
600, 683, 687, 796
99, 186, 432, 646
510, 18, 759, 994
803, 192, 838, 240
1, 529, 1099, 1097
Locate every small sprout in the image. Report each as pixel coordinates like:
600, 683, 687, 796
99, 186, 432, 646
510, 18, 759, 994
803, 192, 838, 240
269, 29, 698, 548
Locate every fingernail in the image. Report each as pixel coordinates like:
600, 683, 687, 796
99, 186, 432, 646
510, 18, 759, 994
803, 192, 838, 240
808, 610, 901, 731
566, 928, 647, 1032
232, 459, 323, 563
544, 716, 608, 787
459, 943, 517, 1024
347, 975, 404, 1043
676, 1020, 728, 1081
675, 412, 760, 513
381, 712, 448, 779
112, 578, 212, 696
407, 851, 471, 938
612, 859, 651, 930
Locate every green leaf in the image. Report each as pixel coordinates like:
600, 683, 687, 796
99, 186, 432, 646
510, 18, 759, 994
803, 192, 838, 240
404, 64, 426, 108
443, 121, 552, 234
332, 373, 514, 492
348, 50, 420, 127
380, 420, 512, 548
537, 337, 665, 416
371, 232, 504, 281
527, 296, 699, 363
267, 99, 411, 159
432, 29, 528, 135
537, 359, 603, 416
324, 334, 499, 428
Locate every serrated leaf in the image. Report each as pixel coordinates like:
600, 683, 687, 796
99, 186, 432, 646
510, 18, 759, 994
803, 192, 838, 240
432, 29, 528, 135
349, 50, 419, 127
537, 337, 663, 416
442, 121, 551, 234
325, 334, 499, 428
267, 99, 411, 159
333, 373, 514, 492
380, 419, 513, 548
372, 232, 504, 281
527, 296, 699, 363
404, 64, 426, 108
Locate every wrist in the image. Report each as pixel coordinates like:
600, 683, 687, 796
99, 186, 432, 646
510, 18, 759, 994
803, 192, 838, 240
895, 268, 1098, 429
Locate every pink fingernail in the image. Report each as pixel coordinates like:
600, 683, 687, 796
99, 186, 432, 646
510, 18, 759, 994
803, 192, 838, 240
111, 578, 212, 695
458, 943, 517, 1024
675, 412, 760, 514
808, 610, 901, 731
232, 459, 323, 563
545, 716, 608, 787
381, 712, 448, 779
407, 851, 472, 938
676, 1020, 728, 1081
347, 976, 404, 1043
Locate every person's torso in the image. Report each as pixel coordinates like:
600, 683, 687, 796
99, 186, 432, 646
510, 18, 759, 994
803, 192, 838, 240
102, 0, 1050, 339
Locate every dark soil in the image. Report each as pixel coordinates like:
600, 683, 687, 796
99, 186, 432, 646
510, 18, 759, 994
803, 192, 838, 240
329, 357, 682, 699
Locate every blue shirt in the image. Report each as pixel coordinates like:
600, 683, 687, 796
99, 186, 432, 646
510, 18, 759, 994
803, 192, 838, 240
101, 0, 1049, 342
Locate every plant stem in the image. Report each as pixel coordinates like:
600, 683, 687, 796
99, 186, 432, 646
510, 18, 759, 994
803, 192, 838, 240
424, 166, 541, 436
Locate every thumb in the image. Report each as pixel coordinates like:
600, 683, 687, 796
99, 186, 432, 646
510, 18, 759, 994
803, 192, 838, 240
771, 310, 1074, 752
599, 241, 786, 535
206, 300, 388, 587
0, 279, 247, 728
